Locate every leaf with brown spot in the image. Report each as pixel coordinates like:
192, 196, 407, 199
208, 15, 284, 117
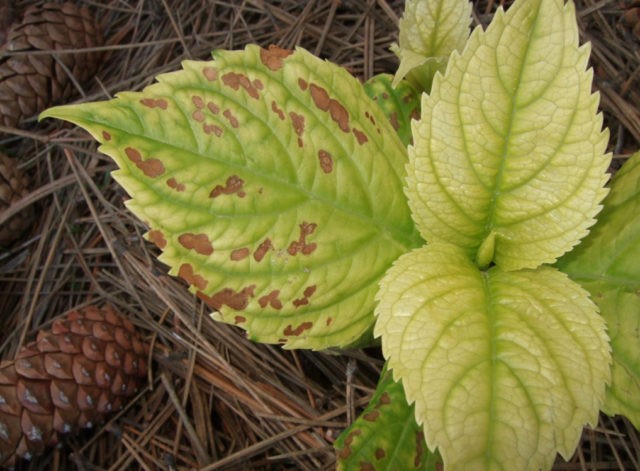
178, 263, 207, 290
364, 74, 421, 147
124, 147, 166, 178
253, 238, 273, 262
271, 101, 285, 120
335, 365, 440, 471
198, 285, 255, 311
40, 45, 420, 349
223, 109, 239, 128
178, 233, 214, 256
222, 72, 261, 100
210, 175, 246, 198
202, 66, 218, 81
230, 247, 250, 261
259, 290, 282, 310
283, 321, 313, 337
146, 229, 166, 249
318, 150, 333, 174
259, 45, 293, 71
167, 177, 185, 192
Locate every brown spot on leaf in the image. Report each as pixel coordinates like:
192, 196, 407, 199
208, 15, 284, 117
292, 297, 309, 308
222, 72, 260, 100
359, 462, 375, 471
283, 321, 313, 336
207, 101, 220, 114
365, 111, 376, 126
344, 429, 362, 446
192, 110, 205, 122
318, 150, 333, 173
138, 159, 165, 178
125, 146, 142, 163
259, 290, 282, 310
363, 410, 380, 421
260, 45, 293, 71
210, 175, 246, 198
379, 392, 391, 405
147, 230, 166, 249
197, 285, 256, 311
192, 96, 204, 109
288, 222, 317, 256
223, 109, 239, 128
389, 112, 399, 131
178, 233, 214, 256
293, 285, 317, 307
140, 98, 168, 109
102, 130, 111, 141
203, 66, 218, 81
289, 111, 305, 147
382, 92, 389, 100
203, 123, 223, 137
415, 431, 425, 468
339, 446, 352, 460
230, 248, 250, 261
326, 317, 333, 326
374, 448, 385, 460
167, 177, 185, 192
352, 128, 368, 145
298, 78, 308, 91
253, 239, 273, 262
125, 147, 165, 178
234, 316, 246, 324
310, 84, 330, 109
178, 263, 207, 290
271, 101, 285, 120
140, 98, 155, 108
253, 79, 264, 90
309, 83, 350, 132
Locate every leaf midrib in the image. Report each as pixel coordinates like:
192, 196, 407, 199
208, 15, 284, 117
481, 1, 544, 251
103, 97, 422, 253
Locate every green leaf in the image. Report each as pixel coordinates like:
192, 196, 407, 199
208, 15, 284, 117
375, 242, 611, 470
41, 45, 422, 349
586, 286, 640, 428
558, 151, 640, 291
363, 73, 421, 147
391, 0, 472, 91
407, 0, 611, 271
335, 366, 441, 471
556, 152, 640, 427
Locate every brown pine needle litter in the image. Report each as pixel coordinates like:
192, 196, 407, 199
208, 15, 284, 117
0, 0, 638, 469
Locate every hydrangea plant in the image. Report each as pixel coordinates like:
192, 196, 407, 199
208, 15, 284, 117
41, 0, 639, 469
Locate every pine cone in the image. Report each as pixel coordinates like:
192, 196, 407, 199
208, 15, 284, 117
0, 4, 16, 45
0, 305, 148, 467
623, 4, 640, 40
0, 151, 32, 247
0, 2, 104, 130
